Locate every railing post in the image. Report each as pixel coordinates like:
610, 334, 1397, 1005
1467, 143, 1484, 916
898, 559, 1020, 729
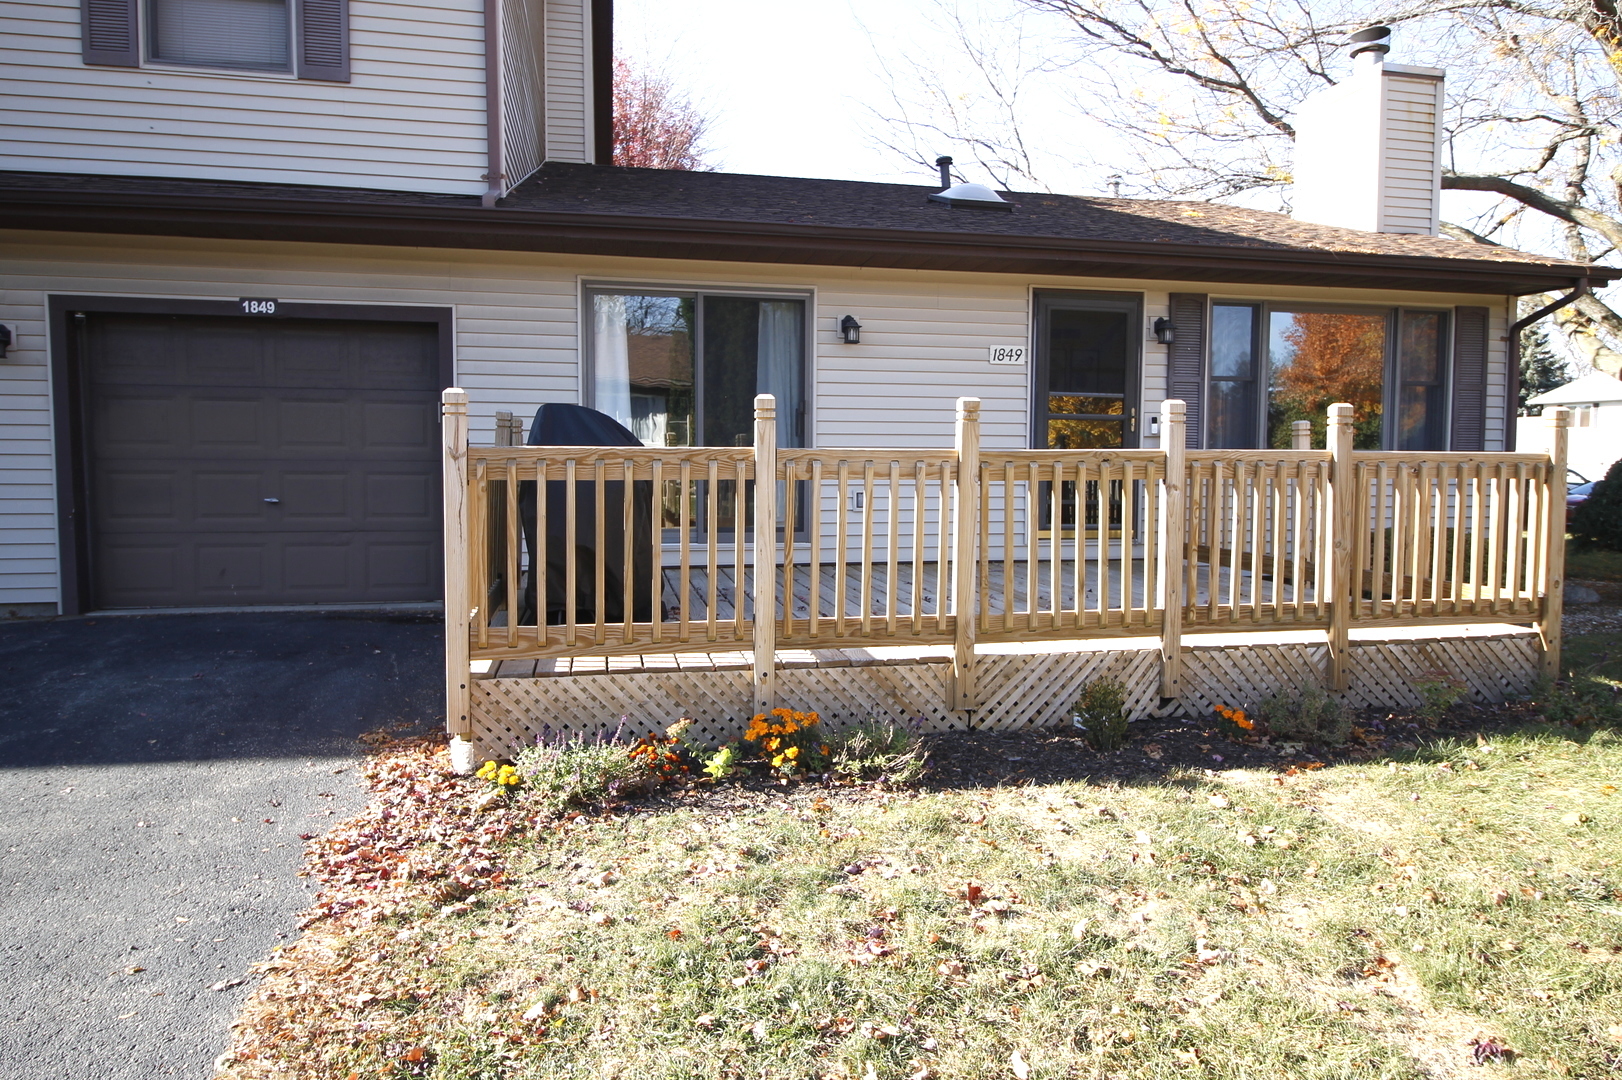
442, 388, 475, 773
1542, 406, 1571, 679
949, 398, 981, 713
1158, 400, 1187, 697
1326, 402, 1356, 691
1292, 420, 1312, 451
752, 394, 779, 715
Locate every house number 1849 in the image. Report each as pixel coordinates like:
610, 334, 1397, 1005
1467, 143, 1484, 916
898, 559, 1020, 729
239, 298, 278, 315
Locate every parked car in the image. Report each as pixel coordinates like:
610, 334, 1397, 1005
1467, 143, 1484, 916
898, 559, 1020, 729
1569, 480, 1598, 524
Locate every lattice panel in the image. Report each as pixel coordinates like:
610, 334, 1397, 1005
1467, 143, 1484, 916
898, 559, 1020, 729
1342, 633, 1539, 710
471, 670, 752, 760
468, 630, 1542, 758
1175, 644, 1330, 717
775, 662, 961, 730
973, 649, 1163, 730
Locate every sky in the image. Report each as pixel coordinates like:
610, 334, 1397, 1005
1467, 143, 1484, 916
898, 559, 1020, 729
612, 0, 1069, 190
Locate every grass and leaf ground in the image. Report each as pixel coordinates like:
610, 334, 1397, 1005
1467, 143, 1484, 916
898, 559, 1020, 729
216, 662, 1622, 1080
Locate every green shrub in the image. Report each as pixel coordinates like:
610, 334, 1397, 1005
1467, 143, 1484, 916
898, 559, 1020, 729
702, 742, 741, 781
1256, 683, 1351, 745
828, 721, 926, 783
512, 731, 645, 815
1073, 677, 1130, 751
1570, 456, 1622, 551
1414, 669, 1468, 719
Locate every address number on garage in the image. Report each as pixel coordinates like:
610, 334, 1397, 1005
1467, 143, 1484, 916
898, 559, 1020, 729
988, 346, 1027, 365
238, 298, 279, 315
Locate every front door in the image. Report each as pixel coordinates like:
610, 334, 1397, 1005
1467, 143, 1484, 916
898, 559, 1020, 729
1032, 290, 1141, 451
1032, 291, 1141, 535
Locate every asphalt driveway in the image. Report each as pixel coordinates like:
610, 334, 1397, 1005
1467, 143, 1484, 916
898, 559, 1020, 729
0, 611, 443, 1080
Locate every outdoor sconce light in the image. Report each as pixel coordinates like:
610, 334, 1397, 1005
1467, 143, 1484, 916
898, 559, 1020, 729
1152, 317, 1175, 345
0, 324, 11, 359
840, 315, 862, 344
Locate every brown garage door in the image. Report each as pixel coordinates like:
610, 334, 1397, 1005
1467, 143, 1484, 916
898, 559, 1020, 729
83, 313, 443, 609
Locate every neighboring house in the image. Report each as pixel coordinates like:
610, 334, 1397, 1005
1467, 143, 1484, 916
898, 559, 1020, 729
1520, 371, 1622, 482
0, 6, 1613, 617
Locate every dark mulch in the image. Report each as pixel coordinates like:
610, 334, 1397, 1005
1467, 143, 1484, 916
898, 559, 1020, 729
916, 704, 1540, 789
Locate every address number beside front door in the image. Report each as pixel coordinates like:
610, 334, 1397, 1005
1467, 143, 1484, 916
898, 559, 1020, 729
988, 345, 1027, 365
238, 298, 279, 315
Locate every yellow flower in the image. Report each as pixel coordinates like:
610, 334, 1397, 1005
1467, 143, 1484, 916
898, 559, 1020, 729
765, 737, 781, 751
772, 754, 785, 767
784, 746, 800, 760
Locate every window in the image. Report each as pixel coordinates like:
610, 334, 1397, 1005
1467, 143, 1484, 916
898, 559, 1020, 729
587, 288, 806, 449
82, 0, 348, 80
1207, 303, 1449, 450
150, 0, 291, 71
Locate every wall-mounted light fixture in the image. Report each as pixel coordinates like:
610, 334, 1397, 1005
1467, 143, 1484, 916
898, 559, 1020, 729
1152, 317, 1175, 345
840, 315, 862, 344
0, 324, 11, 359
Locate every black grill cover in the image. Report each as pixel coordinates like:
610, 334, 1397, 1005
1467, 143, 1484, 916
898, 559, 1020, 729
518, 404, 658, 626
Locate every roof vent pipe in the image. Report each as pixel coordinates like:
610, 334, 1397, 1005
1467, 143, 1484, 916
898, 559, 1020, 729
936, 156, 953, 190
1348, 24, 1391, 65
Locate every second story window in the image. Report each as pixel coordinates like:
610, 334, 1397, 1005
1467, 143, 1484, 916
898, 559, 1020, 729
150, 0, 291, 72
81, 0, 349, 81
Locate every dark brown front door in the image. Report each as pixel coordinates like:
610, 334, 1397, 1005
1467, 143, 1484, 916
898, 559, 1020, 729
82, 313, 442, 609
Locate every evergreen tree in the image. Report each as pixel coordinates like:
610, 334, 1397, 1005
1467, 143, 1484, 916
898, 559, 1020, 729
1519, 321, 1569, 416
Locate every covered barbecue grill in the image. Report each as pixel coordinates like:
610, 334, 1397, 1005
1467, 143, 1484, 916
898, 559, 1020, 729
518, 404, 658, 626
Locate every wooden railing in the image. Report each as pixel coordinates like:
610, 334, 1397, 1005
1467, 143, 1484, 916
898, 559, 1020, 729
442, 392, 1570, 736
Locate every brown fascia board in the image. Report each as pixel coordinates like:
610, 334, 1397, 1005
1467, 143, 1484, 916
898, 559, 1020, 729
1, 185, 1611, 296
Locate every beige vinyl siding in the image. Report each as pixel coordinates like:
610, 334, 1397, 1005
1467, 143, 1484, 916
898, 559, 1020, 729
543, 0, 591, 162
1380, 74, 1443, 235
0, 228, 1514, 605
0, 297, 57, 605
3, 0, 489, 194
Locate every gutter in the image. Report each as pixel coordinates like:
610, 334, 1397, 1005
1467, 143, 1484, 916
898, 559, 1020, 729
1506, 278, 1589, 451
1, 183, 1616, 295
481, 0, 503, 208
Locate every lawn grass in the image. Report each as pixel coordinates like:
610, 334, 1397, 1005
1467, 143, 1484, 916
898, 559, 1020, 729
218, 714, 1622, 1080
1564, 542, 1622, 583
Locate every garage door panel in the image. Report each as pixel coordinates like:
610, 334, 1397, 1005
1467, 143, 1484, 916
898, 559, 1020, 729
278, 399, 348, 449
283, 543, 351, 590
192, 398, 263, 447
85, 313, 442, 609
184, 327, 271, 387
281, 472, 351, 519
194, 471, 268, 520
96, 395, 183, 451
196, 544, 268, 594
366, 541, 435, 590
365, 472, 434, 521
98, 471, 178, 523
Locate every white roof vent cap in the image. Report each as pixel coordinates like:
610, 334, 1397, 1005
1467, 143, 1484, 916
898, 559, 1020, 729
928, 156, 1013, 211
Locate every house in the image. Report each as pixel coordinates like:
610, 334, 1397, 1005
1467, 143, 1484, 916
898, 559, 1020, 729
1, 5, 1613, 618
1520, 371, 1622, 482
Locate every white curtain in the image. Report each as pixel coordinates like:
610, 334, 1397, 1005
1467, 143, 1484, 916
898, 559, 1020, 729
592, 294, 632, 430
756, 301, 803, 446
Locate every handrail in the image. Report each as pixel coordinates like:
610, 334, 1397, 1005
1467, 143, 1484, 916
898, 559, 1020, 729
443, 393, 1571, 721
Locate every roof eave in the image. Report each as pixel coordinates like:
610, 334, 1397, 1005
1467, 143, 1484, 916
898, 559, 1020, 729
0, 185, 1611, 295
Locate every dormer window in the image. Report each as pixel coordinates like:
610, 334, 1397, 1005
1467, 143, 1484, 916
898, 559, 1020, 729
150, 0, 291, 72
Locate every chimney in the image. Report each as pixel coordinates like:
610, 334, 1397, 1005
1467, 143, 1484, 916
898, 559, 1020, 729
1291, 25, 1445, 235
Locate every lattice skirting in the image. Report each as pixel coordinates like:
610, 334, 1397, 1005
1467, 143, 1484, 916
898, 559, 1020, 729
468, 629, 1542, 759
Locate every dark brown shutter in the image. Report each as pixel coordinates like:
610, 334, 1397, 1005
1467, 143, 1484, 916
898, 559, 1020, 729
1167, 293, 1207, 448
1449, 306, 1489, 451
82, 0, 138, 66
297, 0, 349, 82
